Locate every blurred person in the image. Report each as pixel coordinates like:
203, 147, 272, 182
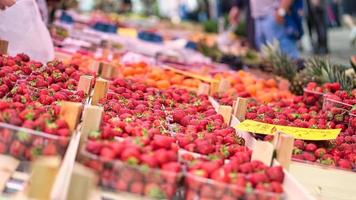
229, 0, 257, 49
306, 0, 329, 54
341, 0, 356, 44
229, 0, 304, 59
0, 0, 54, 62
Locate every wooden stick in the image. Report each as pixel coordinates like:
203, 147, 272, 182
66, 163, 97, 200
59, 102, 83, 132
218, 78, 230, 94
210, 80, 220, 96
77, 75, 94, 96
51, 131, 82, 200
100, 62, 116, 79
197, 83, 210, 95
0, 40, 9, 55
91, 78, 109, 105
27, 156, 61, 200
233, 97, 248, 122
218, 105, 232, 125
251, 141, 274, 166
0, 155, 20, 191
89, 60, 101, 74
273, 131, 294, 170
81, 105, 103, 141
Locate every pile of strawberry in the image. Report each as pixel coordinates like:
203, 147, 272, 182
84, 136, 181, 199
0, 54, 89, 160
80, 77, 287, 199
245, 82, 356, 170
183, 155, 284, 200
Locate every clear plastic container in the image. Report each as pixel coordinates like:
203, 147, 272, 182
322, 96, 353, 112
0, 122, 70, 162
185, 173, 284, 200
79, 148, 183, 200
303, 88, 325, 106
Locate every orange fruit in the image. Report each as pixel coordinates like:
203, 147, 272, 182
156, 80, 170, 90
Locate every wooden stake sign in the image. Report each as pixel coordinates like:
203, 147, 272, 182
233, 97, 248, 122
0, 155, 19, 191
66, 163, 97, 200
251, 141, 274, 166
100, 62, 116, 79
89, 60, 101, 74
0, 40, 9, 55
210, 80, 220, 96
91, 78, 109, 105
27, 156, 61, 200
273, 131, 294, 170
81, 105, 103, 140
197, 83, 210, 95
218, 105, 232, 125
77, 75, 94, 96
218, 79, 230, 94
59, 101, 83, 132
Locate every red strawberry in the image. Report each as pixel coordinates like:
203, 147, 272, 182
130, 181, 143, 194
211, 168, 229, 183
152, 134, 175, 150
337, 159, 352, 169
248, 172, 268, 186
9, 140, 25, 157
303, 152, 317, 162
100, 147, 116, 160
271, 181, 284, 193
43, 143, 57, 155
305, 143, 317, 152
141, 154, 159, 168
314, 148, 326, 158
265, 166, 284, 183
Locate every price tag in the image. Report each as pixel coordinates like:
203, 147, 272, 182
117, 28, 137, 38
236, 120, 341, 140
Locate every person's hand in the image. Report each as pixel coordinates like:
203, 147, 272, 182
229, 6, 240, 25
0, 0, 15, 10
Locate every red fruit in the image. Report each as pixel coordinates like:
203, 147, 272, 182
305, 143, 317, 152
141, 154, 159, 168
162, 162, 181, 173
248, 172, 268, 186
57, 128, 70, 137
130, 181, 143, 194
337, 159, 352, 169
9, 140, 25, 157
100, 147, 116, 160
121, 147, 141, 162
303, 152, 317, 162
294, 139, 305, 150
152, 134, 175, 150
271, 181, 284, 193
43, 143, 57, 155
314, 148, 326, 158
0, 142, 6, 153
116, 180, 128, 191
86, 140, 102, 154
211, 168, 229, 183
265, 166, 284, 183
200, 161, 221, 175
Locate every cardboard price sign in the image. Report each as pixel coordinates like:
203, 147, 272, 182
236, 120, 341, 140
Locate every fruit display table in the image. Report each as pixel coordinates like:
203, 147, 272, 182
0, 8, 355, 199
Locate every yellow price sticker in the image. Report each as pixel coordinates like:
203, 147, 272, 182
236, 120, 341, 140
117, 28, 138, 38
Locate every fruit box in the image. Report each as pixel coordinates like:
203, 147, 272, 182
0, 122, 70, 162
235, 120, 356, 200
322, 96, 353, 112
79, 148, 183, 200
303, 88, 325, 106
184, 173, 284, 200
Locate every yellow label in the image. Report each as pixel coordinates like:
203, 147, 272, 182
117, 28, 137, 38
236, 120, 341, 140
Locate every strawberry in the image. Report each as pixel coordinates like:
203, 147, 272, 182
337, 159, 352, 169
303, 152, 316, 162
43, 143, 57, 155
248, 172, 268, 186
130, 181, 144, 194
100, 147, 116, 160
141, 154, 159, 168
152, 134, 175, 150
305, 143, 317, 152
0, 142, 6, 153
271, 181, 284, 193
314, 148, 326, 158
265, 166, 284, 183
294, 139, 305, 150
9, 140, 25, 157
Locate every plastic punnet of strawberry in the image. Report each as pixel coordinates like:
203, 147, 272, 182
0, 122, 69, 161
80, 137, 183, 199
184, 156, 285, 200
